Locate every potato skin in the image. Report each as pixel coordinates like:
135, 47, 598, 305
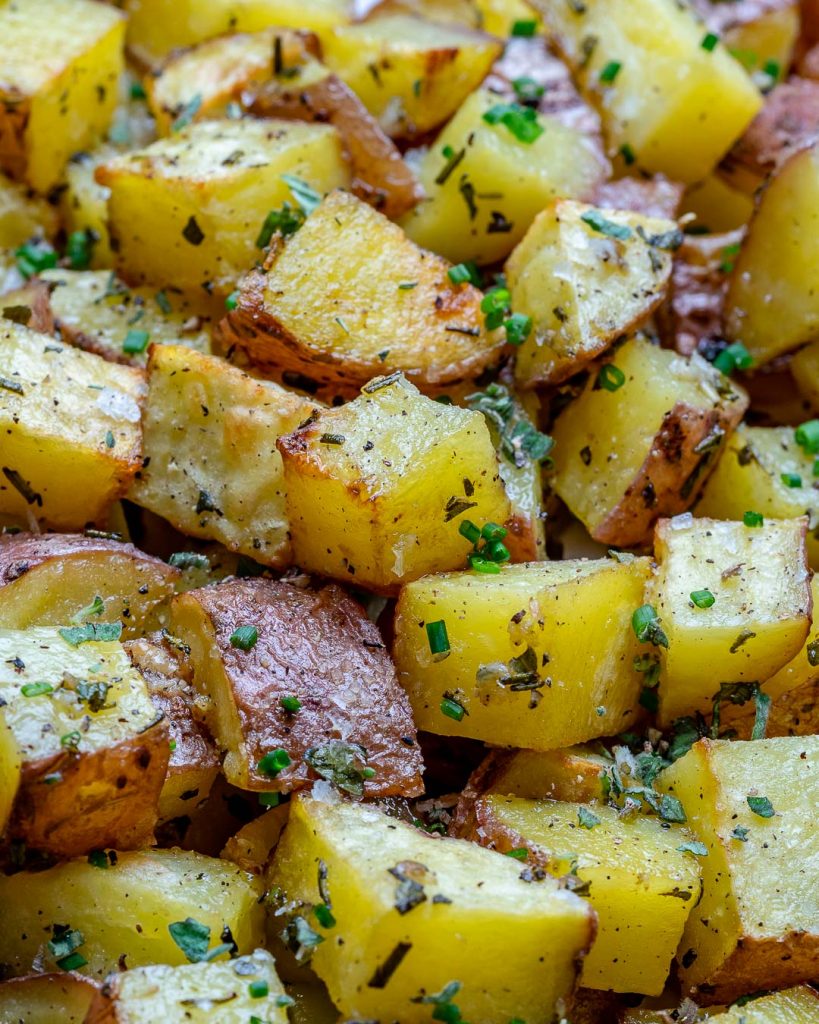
593, 175, 684, 220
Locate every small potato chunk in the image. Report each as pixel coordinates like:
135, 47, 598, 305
84, 949, 288, 1024
0, 171, 58, 248
791, 340, 819, 411
507, 200, 678, 387
171, 578, 423, 794
658, 737, 819, 1003
0, 321, 144, 531
758, 574, 819, 704
0, 532, 179, 638
471, 797, 701, 995
97, 118, 350, 297
0, 712, 21, 835
400, 88, 607, 265
651, 515, 811, 724
550, 336, 749, 548
269, 795, 595, 1023
0, 847, 264, 978
276, 374, 510, 592
61, 149, 117, 269
393, 557, 650, 749
621, 987, 818, 1023
218, 190, 503, 389
321, 14, 502, 138
534, 0, 761, 183
0, 627, 167, 857
128, 345, 314, 567
0, 973, 98, 1024
694, 0, 800, 86
696, 424, 819, 568
0, 0, 125, 194
221, 805, 290, 875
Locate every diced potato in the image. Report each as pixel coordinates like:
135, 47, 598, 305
507, 200, 678, 387
759, 574, 819, 703
550, 336, 749, 548
0, 0, 125, 194
393, 557, 650, 749
218, 190, 502, 389
128, 345, 314, 566
620, 988, 818, 1023
0, 171, 58, 248
0, 974, 98, 1024
322, 14, 501, 138
651, 515, 812, 724
171, 578, 423, 793
476, 0, 542, 36
97, 118, 350, 297
0, 847, 264, 978
276, 374, 510, 592
697, 0, 799, 81
696, 424, 819, 569
532, 0, 761, 183
658, 737, 819, 1003
680, 175, 754, 234
732, 677, 819, 739
61, 150, 116, 269
0, 711, 21, 836
221, 805, 290, 875
0, 321, 144, 530
84, 949, 288, 1024
471, 796, 700, 994
269, 795, 595, 1023
400, 88, 607, 265
0, 532, 179, 638
0, 627, 167, 857
791, 339, 819, 412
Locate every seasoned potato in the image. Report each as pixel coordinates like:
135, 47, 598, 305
507, 200, 678, 387
84, 949, 288, 1024
533, 0, 762, 183
791, 340, 819, 411
218, 190, 503, 389
658, 737, 819, 1003
550, 336, 749, 548
0, 847, 264, 978
393, 557, 650, 749
0, 532, 179, 638
321, 14, 502, 138
171, 578, 423, 794
0, 711, 21, 836
0, 171, 58, 248
400, 88, 608, 265
221, 805, 290, 875
0, 0, 125, 194
97, 118, 350, 297
681, 175, 754, 234
620, 987, 818, 1023
696, 424, 819, 568
61, 150, 117, 269
0, 973, 98, 1024
651, 515, 812, 724
276, 374, 510, 592
0, 626, 167, 857
269, 794, 595, 1023
694, 0, 800, 83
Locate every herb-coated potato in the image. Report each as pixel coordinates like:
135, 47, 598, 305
61, 149, 117, 269
757, 573, 819, 704
0, 973, 98, 1024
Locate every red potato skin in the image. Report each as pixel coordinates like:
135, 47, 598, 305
594, 176, 685, 220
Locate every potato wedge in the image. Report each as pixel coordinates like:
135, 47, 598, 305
276, 374, 510, 592
658, 737, 819, 1003
791, 340, 819, 411
393, 557, 651, 750
550, 336, 749, 548
0, 626, 167, 857
0, 171, 58, 249
0, 532, 179, 638
0, 0, 125, 193
171, 578, 423, 794
218, 190, 503, 389
269, 794, 596, 1023
0, 973, 98, 1024
0, 847, 264, 977
507, 200, 679, 387
0, 320, 144, 531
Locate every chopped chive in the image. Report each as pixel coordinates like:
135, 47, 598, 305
743, 510, 764, 528
230, 625, 259, 651
440, 697, 465, 721
87, 849, 109, 868
505, 847, 529, 859
123, 329, 150, 355
468, 553, 502, 573
258, 748, 291, 777
448, 262, 481, 286
701, 32, 719, 51
504, 313, 532, 347
21, 681, 53, 697
632, 604, 669, 648
172, 93, 203, 132
481, 522, 507, 542
512, 77, 545, 104
129, 81, 147, 100
596, 363, 625, 391
599, 60, 622, 83
482, 103, 544, 144
426, 620, 450, 660
313, 903, 336, 928
619, 142, 635, 165
480, 287, 511, 330
248, 980, 269, 998
398, 280, 418, 290
795, 419, 819, 454
459, 520, 481, 545
155, 290, 172, 314
280, 695, 302, 713
56, 952, 87, 971
713, 342, 753, 375
690, 589, 715, 609
762, 59, 780, 80
225, 290, 239, 311
781, 472, 802, 488
104, 430, 115, 449
14, 239, 57, 278
511, 19, 537, 36
66, 230, 94, 270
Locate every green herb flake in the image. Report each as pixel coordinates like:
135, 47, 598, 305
713, 342, 753, 375
580, 209, 632, 241
14, 239, 58, 279
440, 696, 465, 722
66, 230, 95, 270
795, 419, 819, 455
690, 589, 715, 609
448, 262, 481, 286
313, 903, 336, 928
578, 807, 600, 829
123, 329, 150, 355
168, 918, 216, 962
21, 681, 53, 698
504, 312, 532, 347
230, 625, 259, 651
731, 825, 750, 842
619, 142, 635, 165
87, 849, 110, 868
71, 595, 104, 623
225, 289, 240, 311
168, 551, 210, 571
59, 622, 122, 646
171, 93, 203, 132
258, 748, 291, 777
511, 18, 537, 36
631, 604, 669, 648
505, 847, 529, 860
280, 695, 302, 713
304, 740, 373, 797
155, 290, 172, 314
599, 60, 622, 83
596, 363, 625, 391
513, 76, 545, 103
426, 620, 450, 660
281, 173, 322, 215
482, 103, 544, 144
248, 980, 269, 998
701, 32, 719, 51
677, 841, 708, 857
747, 795, 775, 818
781, 472, 802, 488
743, 510, 764, 528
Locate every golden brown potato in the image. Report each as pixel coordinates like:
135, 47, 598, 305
0, 278, 55, 333
0, 973, 98, 1024
693, 0, 800, 83
220, 804, 290, 874
171, 578, 424, 795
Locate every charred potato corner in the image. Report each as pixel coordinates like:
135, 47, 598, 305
1, 0, 818, 1021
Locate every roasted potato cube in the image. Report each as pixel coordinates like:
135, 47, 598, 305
792, 340, 819, 411
694, 0, 799, 84
0, 532, 179, 638
757, 573, 819, 704
658, 737, 819, 1003
61, 149, 116, 269
0, 626, 167, 857
0, 712, 21, 836
680, 175, 754, 235
322, 14, 502, 138
507, 200, 678, 387
0, 0, 125, 194
550, 336, 749, 548
696, 424, 819, 568
221, 805, 290, 875
97, 118, 350, 297
218, 189, 502, 389
171, 578, 423, 794
269, 794, 595, 1023
400, 88, 607, 265
128, 345, 314, 567
0, 321, 144, 530
393, 557, 650, 749
276, 374, 510, 592
0, 171, 58, 248
84, 949, 288, 1024
0, 847, 264, 978
533, 0, 761, 183
0, 973, 98, 1024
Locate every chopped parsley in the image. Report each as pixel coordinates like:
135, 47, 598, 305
59, 622, 122, 646
304, 741, 374, 797
747, 795, 775, 818
580, 209, 632, 241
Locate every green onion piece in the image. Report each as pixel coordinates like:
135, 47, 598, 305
259, 792, 281, 807
248, 980, 269, 998
482, 103, 544, 144
129, 81, 147, 100
448, 262, 480, 286
14, 239, 57, 279
505, 847, 529, 859
713, 342, 753, 375
701, 32, 719, 51
690, 589, 715, 609
172, 93, 202, 132
511, 19, 537, 36
596, 363, 625, 391
762, 58, 780, 80
743, 510, 764, 527
440, 697, 465, 721
599, 60, 622, 83
458, 520, 481, 545
57, 952, 88, 972
280, 695, 302, 713
504, 313, 532, 347
225, 290, 239, 311
512, 76, 545, 103
795, 419, 819, 454
481, 522, 507, 542
313, 904, 336, 928
485, 540, 510, 563
87, 850, 109, 868
468, 553, 502, 574
619, 142, 635, 165
426, 620, 450, 659
230, 625, 259, 651
66, 230, 94, 270
258, 748, 291, 777
631, 604, 669, 648
21, 681, 53, 698
781, 472, 802, 488
155, 290, 172, 314
123, 329, 150, 355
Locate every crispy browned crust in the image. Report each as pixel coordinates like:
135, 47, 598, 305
591, 397, 749, 548
0, 280, 54, 334
594, 175, 685, 220
689, 932, 819, 1005
448, 750, 514, 838
730, 677, 819, 738
174, 579, 424, 796
83, 988, 117, 1024
0, 91, 29, 183
503, 512, 541, 563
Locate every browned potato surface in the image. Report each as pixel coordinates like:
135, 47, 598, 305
0, 973, 98, 1023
